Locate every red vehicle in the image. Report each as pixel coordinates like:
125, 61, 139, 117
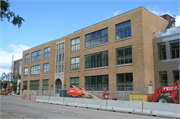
147, 80, 180, 103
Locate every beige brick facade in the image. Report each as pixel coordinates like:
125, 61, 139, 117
20, 7, 169, 93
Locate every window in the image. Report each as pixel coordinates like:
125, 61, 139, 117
31, 65, 40, 76
157, 42, 166, 60
19, 61, 22, 75
43, 79, 49, 90
85, 51, 108, 69
31, 50, 41, 62
71, 37, 80, 52
56, 42, 65, 73
25, 54, 29, 64
85, 75, 108, 90
30, 80, 39, 90
85, 28, 108, 48
116, 46, 132, 65
44, 47, 50, 59
117, 73, 133, 91
116, 20, 131, 40
24, 67, 28, 77
159, 71, 168, 86
173, 70, 179, 83
70, 77, 79, 87
71, 57, 79, 71
23, 81, 27, 90
43, 63, 49, 74
170, 40, 179, 59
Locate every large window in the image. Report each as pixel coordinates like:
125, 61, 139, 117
25, 54, 29, 64
85, 75, 108, 90
116, 46, 132, 65
170, 40, 179, 59
24, 67, 28, 77
31, 65, 40, 76
23, 81, 27, 90
30, 80, 39, 90
85, 28, 108, 48
56, 42, 65, 73
43, 79, 49, 90
116, 20, 131, 40
43, 63, 49, 74
157, 42, 166, 60
85, 51, 108, 69
44, 47, 50, 59
159, 71, 168, 86
31, 50, 41, 62
71, 37, 80, 52
173, 70, 179, 83
70, 77, 79, 87
19, 61, 22, 75
71, 57, 79, 71
117, 73, 133, 91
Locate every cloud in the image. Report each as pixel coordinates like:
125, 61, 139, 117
113, 10, 121, 16
0, 44, 30, 76
176, 15, 180, 26
147, 5, 172, 16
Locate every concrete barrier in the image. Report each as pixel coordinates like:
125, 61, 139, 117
48, 97, 64, 105
36, 96, 50, 103
83, 99, 106, 110
64, 97, 83, 107
142, 102, 180, 118
106, 100, 142, 114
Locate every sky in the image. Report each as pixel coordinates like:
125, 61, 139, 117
0, 0, 180, 77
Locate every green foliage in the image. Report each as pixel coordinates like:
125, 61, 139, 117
17, 92, 20, 95
1, 0, 25, 28
3, 81, 8, 89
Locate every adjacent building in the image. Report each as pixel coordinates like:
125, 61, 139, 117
153, 26, 180, 88
19, 6, 175, 95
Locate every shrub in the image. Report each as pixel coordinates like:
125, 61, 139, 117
17, 92, 20, 95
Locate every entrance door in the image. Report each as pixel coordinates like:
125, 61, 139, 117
55, 79, 62, 93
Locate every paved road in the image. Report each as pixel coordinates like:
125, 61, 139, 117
1, 96, 169, 119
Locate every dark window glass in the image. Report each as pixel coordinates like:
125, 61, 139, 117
23, 81, 27, 90
170, 40, 179, 59
157, 42, 166, 60
70, 77, 79, 87
117, 73, 133, 91
43, 79, 49, 90
85, 75, 109, 91
116, 46, 132, 65
173, 70, 179, 83
85, 28, 108, 48
159, 71, 168, 86
85, 51, 108, 69
116, 20, 131, 40
30, 80, 39, 90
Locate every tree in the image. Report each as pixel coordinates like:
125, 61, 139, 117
1, 0, 25, 28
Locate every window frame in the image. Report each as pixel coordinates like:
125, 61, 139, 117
43, 63, 49, 74
44, 47, 50, 59
159, 71, 168, 86
116, 73, 133, 91
170, 39, 179, 59
23, 81, 27, 90
24, 67, 28, 77
70, 57, 80, 71
116, 20, 131, 40
71, 37, 80, 52
43, 79, 49, 90
85, 28, 108, 48
30, 65, 40, 76
157, 42, 167, 60
85, 51, 108, 69
30, 80, 39, 90
31, 50, 41, 62
116, 46, 132, 65
25, 54, 29, 64
70, 77, 79, 87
